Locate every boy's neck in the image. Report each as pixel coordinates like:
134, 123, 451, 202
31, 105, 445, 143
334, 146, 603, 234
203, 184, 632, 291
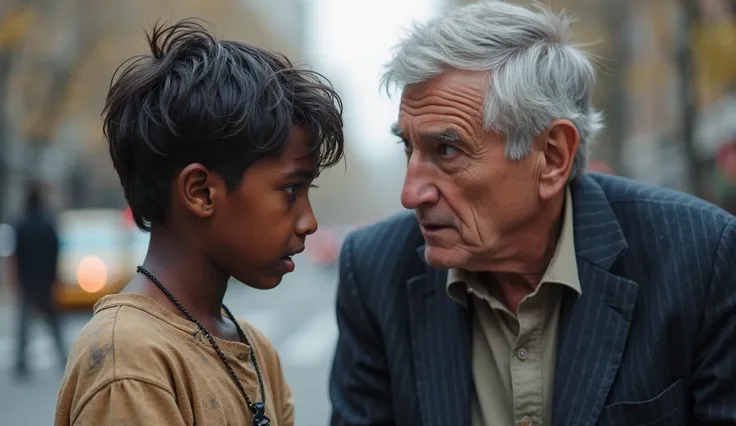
137, 229, 230, 324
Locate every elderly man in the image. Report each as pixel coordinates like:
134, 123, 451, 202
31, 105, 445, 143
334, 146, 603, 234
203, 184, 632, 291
328, 2, 736, 426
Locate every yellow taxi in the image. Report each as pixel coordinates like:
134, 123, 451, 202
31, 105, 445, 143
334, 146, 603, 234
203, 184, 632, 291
55, 208, 148, 310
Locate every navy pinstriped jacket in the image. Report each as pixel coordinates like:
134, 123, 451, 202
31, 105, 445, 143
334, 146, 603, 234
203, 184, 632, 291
329, 173, 736, 426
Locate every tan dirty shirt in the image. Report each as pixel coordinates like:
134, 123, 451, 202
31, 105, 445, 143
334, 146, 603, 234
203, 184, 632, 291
447, 189, 581, 426
55, 293, 294, 426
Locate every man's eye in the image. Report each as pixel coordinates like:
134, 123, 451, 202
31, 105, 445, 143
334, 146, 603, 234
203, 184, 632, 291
397, 139, 411, 152
439, 144, 458, 157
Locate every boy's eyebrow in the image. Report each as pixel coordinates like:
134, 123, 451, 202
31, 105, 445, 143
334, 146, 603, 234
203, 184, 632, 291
285, 168, 320, 180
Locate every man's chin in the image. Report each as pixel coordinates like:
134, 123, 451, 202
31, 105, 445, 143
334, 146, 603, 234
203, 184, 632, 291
423, 245, 463, 269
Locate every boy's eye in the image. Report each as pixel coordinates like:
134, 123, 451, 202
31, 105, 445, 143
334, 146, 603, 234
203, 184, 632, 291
283, 183, 318, 201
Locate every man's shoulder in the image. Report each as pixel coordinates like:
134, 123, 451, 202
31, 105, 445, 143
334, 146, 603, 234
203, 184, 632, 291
339, 211, 422, 280
344, 211, 420, 254
586, 173, 734, 231
581, 174, 736, 274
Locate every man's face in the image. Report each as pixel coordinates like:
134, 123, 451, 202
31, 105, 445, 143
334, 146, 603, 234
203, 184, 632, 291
206, 126, 319, 288
396, 70, 548, 270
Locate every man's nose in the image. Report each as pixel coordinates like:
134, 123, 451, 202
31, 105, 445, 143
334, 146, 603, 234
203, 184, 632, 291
401, 162, 439, 210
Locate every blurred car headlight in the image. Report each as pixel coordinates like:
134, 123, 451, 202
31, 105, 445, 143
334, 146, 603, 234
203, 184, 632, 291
76, 256, 107, 293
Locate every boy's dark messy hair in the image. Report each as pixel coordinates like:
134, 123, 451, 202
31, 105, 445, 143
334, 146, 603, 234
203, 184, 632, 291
103, 19, 344, 231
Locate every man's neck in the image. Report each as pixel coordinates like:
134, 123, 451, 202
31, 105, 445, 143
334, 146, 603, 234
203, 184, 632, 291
475, 193, 566, 306
136, 229, 230, 324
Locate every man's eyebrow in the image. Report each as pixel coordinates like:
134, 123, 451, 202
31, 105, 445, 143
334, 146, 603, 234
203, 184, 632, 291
390, 123, 404, 139
390, 124, 465, 146
422, 129, 461, 143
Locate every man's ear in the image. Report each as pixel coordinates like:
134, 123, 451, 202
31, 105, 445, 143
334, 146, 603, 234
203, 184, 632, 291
537, 119, 579, 200
176, 163, 222, 219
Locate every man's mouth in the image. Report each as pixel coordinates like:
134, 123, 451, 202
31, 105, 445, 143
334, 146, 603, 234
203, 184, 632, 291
420, 222, 453, 232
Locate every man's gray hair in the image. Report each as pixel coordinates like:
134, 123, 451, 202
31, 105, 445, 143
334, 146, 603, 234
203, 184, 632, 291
382, 1, 604, 178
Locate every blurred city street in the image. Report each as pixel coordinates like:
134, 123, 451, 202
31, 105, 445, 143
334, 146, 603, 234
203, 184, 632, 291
0, 0, 734, 424
0, 257, 340, 426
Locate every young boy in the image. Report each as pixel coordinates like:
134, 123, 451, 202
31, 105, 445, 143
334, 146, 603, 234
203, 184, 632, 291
54, 19, 344, 426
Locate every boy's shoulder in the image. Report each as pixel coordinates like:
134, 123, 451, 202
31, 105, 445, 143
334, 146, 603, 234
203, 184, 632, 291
64, 293, 282, 386
57, 294, 291, 425
64, 294, 198, 386
236, 318, 283, 375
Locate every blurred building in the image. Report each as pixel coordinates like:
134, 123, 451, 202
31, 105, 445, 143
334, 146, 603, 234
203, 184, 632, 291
2, 0, 450, 227
2, 0, 734, 222
457, 0, 736, 194
1, 0, 306, 218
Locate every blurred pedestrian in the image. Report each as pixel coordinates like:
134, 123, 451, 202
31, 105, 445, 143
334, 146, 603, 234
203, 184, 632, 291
11, 181, 66, 379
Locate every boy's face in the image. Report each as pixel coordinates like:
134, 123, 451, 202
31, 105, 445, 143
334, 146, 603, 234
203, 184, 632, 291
179, 125, 320, 289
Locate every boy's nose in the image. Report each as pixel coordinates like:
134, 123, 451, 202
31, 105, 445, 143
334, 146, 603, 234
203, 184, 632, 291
296, 206, 318, 237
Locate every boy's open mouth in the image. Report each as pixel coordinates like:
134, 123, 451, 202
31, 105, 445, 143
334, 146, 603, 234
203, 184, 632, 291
277, 247, 303, 273
278, 255, 296, 273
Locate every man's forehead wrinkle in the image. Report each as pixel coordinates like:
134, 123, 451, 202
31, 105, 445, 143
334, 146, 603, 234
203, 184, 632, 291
402, 86, 484, 119
402, 93, 483, 119
403, 84, 484, 107
399, 102, 483, 139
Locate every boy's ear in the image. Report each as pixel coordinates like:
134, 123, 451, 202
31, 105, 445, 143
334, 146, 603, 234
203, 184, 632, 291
177, 163, 221, 219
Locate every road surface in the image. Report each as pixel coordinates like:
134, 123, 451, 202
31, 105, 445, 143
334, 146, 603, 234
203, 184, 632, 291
0, 258, 340, 426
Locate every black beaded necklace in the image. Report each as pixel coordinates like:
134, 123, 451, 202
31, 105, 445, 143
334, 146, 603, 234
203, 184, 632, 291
136, 266, 271, 426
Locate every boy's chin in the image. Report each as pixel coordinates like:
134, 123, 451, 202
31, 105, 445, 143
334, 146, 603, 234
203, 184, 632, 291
236, 274, 284, 290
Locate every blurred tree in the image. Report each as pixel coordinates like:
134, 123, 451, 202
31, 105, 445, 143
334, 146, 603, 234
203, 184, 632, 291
675, 0, 705, 196
1, 0, 301, 215
693, 17, 736, 103
596, 0, 630, 175
0, 0, 35, 221
16, 0, 107, 145
0, 0, 107, 219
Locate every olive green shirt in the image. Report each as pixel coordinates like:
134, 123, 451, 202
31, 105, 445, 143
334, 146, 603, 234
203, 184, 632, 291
447, 189, 581, 426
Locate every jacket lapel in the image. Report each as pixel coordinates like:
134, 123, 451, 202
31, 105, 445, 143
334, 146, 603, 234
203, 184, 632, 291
407, 246, 472, 426
553, 175, 639, 426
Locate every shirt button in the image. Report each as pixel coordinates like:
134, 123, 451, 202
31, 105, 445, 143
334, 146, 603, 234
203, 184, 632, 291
520, 416, 532, 426
517, 347, 529, 361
